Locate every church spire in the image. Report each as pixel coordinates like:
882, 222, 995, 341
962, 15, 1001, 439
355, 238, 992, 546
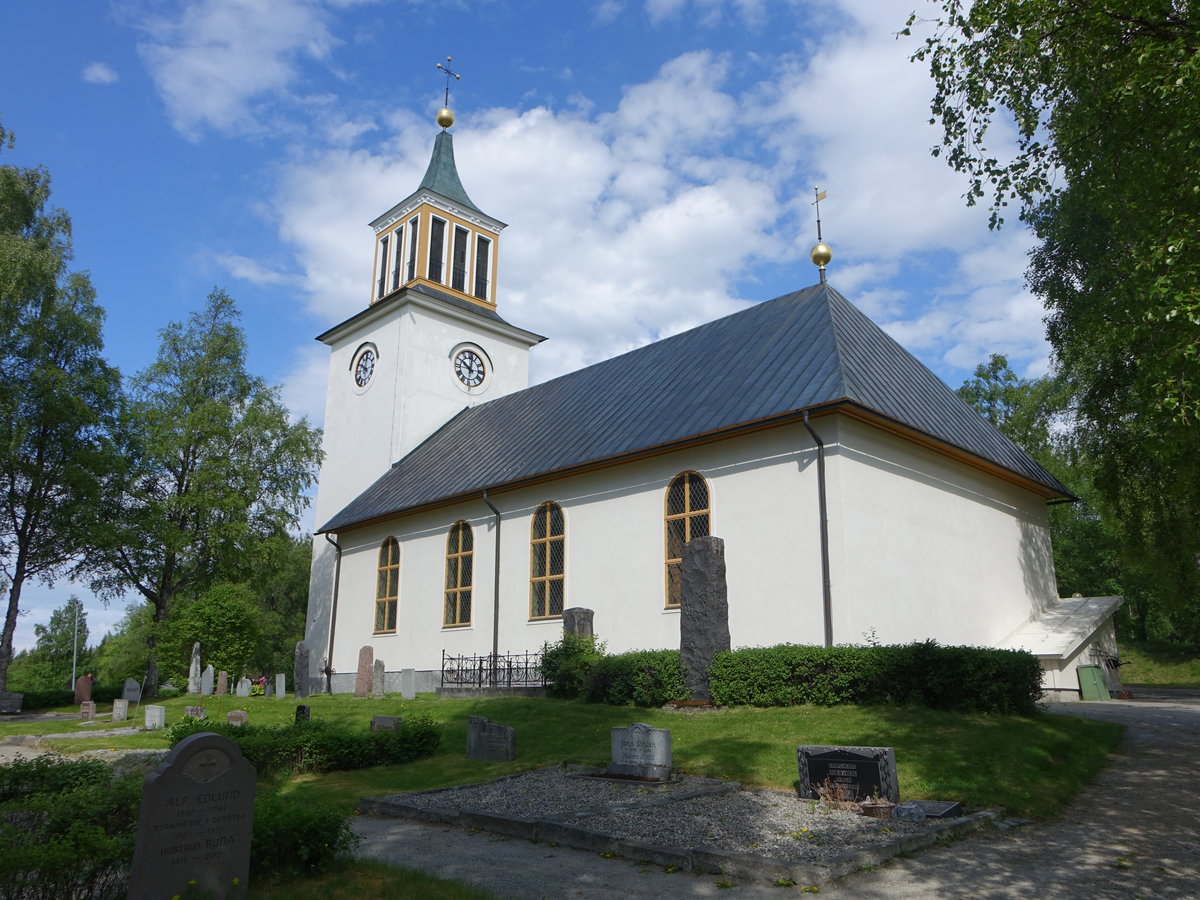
417, 131, 483, 215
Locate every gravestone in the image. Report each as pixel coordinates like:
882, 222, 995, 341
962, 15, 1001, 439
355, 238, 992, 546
796, 745, 899, 804
123, 678, 142, 704
127, 732, 255, 900
354, 645, 374, 697
275, 673, 285, 699
185, 706, 206, 720
201, 665, 215, 697
235, 678, 251, 698
562, 607, 595, 637
74, 673, 94, 704
371, 715, 403, 732
80, 700, 97, 720
112, 698, 129, 722
0, 692, 23, 714
144, 705, 166, 730
372, 660, 385, 699
293, 642, 311, 699
216, 671, 229, 696
187, 642, 202, 694
399, 668, 416, 700
264, 683, 272, 698
295, 705, 310, 724
227, 710, 248, 727
466, 716, 516, 762
679, 535, 730, 702
609, 723, 671, 780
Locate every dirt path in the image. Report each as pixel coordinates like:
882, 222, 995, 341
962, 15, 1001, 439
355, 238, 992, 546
353, 691, 1200, 899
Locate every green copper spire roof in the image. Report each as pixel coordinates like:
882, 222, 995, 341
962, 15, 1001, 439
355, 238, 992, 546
418, 131, 482, 213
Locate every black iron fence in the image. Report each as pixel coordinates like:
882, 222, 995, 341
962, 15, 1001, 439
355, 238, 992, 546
441, 650, 545, 688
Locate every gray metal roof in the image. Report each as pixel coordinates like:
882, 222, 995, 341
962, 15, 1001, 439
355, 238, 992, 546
319, 283, 1070, 532
418, 131, 482, 214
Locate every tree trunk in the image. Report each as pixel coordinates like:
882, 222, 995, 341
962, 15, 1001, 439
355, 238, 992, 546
142, 591, 173, 700
0, 552, 30, 693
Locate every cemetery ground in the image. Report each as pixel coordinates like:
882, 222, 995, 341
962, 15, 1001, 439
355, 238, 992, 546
0, 692, 1132, 898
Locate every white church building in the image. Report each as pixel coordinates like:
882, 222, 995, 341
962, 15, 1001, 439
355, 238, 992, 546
303, 112, 1121, 699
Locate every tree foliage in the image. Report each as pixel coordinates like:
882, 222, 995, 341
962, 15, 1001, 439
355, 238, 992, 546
7, 595, 92, 692
0, 122, 121, 691
912, 2, 1200, 639
157, 583, 264, 685
87, 289, 322, 694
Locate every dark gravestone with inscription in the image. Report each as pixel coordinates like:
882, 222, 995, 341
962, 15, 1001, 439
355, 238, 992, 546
371, 715, 403, 732
128, 732, 256, 900
796, 745, 898, 804
609, 722, 671, 780
466, 716, 516, 762
293, 642, 310, 699
679, 535, 730, 701
0, 692, 23, 714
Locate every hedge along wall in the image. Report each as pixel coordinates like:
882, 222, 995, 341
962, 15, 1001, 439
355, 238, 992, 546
706, 642, 1044, 714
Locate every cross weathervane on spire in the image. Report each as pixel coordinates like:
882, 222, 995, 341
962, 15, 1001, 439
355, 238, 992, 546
434, 58, 461, 130
809, 187, 832, 284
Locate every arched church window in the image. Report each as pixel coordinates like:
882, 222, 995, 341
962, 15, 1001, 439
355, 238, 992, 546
444, 521, 473, 627
664, 472, 710, 607
530, 502, 565, 619
375, 537, 399, 633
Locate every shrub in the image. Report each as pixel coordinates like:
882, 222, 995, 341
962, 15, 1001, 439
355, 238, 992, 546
167, 715, 442, 774
251, 789, 359, 878
541, 634, 606, 699
708, 642, 1043, 714
584, 649, 688, 707
0, 755, 114, 803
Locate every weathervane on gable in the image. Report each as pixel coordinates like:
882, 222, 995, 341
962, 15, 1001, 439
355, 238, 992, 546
435, 57, 460, 129
810, 186, 832, 283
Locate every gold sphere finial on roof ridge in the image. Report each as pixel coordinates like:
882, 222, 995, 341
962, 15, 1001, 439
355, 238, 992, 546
436, 107, 455, 129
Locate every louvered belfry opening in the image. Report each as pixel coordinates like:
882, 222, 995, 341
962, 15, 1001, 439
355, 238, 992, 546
444, 521, 473, 626
665, 472, 710, 606
530, 501, 565, 619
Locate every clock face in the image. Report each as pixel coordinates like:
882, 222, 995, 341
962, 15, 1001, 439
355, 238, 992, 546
354, 348, 376, 387
454, 349, 486, 387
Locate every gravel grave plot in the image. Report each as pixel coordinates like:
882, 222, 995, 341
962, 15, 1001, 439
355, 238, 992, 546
387, 766, 934, 865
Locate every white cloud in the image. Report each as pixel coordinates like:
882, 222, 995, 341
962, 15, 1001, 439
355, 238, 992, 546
135, 0, 339, 138
280, 343, 331, 427
82, 62, 119, 85
218, 253, 303, 287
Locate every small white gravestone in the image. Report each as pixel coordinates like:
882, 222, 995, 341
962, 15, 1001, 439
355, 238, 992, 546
144, 705, 166, 730
80, 700, 96, 721
201, 665, 215, 696
128, 732, 256, 899
112, 698, 129, 722
609, 723, 671, 780
399, 668, 416, 700
235, 678, 251, 698
274, 673, 285, 698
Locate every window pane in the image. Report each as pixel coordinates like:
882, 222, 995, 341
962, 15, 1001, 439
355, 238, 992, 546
452, 226, 469, 292
474, 237, 490, 299
444, 596, 456, 626
376, 569, 388, 598
689, 475, 709, 513
386, 600, 397, 632
386, 569, 399, 598
691, 513, 710, 540
549, 538, 564, 576
407, 219, 418, 281
428, 218, 445, 282
549, 503, 564, 535
459, 591, 472, 623
375, 601, 387, 631
445, 557, 459, 590
549, 578, 564, 616
667, 518, 687, 560
392, 227, 404, 291
531, 583, 545, 618
667, 477, 686, 515
460, 555, 473, 588
532, 507, 547, 539
377, 235, 389, 298
460, 524, 473, 552
532, 542, 546, 577
666, 562, 681, 606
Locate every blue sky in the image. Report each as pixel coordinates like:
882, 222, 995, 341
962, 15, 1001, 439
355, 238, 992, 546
2, 0, 1045, 651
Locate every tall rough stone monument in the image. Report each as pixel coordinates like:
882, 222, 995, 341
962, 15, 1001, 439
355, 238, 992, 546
128, 732, 256, 899
562, 607, 595, 637
354, 645, 374, 698
372, 659, 385, 699
74, 673, 94, 704
679, 535, 730, 702
293, 641, 310, 699
201, 665, 215, 696
187, 642, 202, 694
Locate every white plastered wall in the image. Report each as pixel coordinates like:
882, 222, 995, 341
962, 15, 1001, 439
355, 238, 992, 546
316, 413, 1062, 682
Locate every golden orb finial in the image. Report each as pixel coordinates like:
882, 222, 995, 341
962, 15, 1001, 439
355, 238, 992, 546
436, 107, 455, 129
810, 241, 832, 267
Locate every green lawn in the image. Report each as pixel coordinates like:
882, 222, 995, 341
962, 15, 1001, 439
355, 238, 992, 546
2, 692, 1123, 820
1118, 641, 1200, 688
